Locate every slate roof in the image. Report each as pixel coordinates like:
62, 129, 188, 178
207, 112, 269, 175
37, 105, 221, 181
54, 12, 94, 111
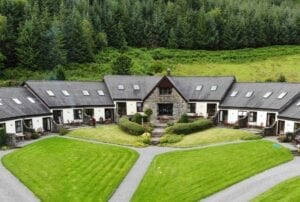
278, 97, 300, 121
168, 76, 235, 101
0, 87, 51, 122
25, 81, 114, 108
220, 83, 300, 111
104, 75, 162, 100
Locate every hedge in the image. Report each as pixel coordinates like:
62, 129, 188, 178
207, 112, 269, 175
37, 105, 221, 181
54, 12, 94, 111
165, 119, 213, 135
0, 127, 6, 146
119, 117, 145, 136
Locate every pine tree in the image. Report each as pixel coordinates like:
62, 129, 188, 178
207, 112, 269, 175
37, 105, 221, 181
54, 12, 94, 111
112, 54, 133, 75
167, 28, 178, 48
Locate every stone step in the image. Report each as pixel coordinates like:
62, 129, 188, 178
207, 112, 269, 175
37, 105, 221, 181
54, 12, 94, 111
151, 137, 161, 145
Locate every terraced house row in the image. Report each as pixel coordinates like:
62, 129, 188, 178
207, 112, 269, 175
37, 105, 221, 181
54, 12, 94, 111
0, 75, 299, 136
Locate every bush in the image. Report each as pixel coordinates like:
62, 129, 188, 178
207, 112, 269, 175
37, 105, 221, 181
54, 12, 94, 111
167, 121, 175, 127
31, 132, 41, 139
144, 108, 153, 121
119, 117, 145, 136
165, 119, 213, 135
131, 113, 143, 124
178, 113, 189, 123
277, 134, 289, 143
160, 134, 183, 144
138, 132, 151, 145
233, 124, 240, 129
0, 127, 6, 146
59, 127, 69, 136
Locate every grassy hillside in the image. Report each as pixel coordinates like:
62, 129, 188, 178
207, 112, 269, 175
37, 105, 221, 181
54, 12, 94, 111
1, 45, 299, 86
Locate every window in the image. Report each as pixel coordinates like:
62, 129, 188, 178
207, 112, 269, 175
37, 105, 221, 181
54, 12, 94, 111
24, 119, 33, 128
210, 85, 218, 91
82, 90, 90, 96
238, 111, 247, 118
195, 85, 202, 91
12, 98, 22, 104
73, 109, 83, 120
159, 87, 172, 95
278, 92, 287, 99
188, 103, 196, 113
133, 84, 140, 90
26, 97, 35, 103
137, 102, 143, 112
118, 85, 124, 90
46, 90, 55, 96
263, 92, 272, 98
231, 91, 238, 97
97, 90, 104, 96
248, 111, 257, 122
62, 90, 70, 96
245, 91, 254, 98
15, 120, 22, 133
0, 99, 2, 106
297, 101, 300, 107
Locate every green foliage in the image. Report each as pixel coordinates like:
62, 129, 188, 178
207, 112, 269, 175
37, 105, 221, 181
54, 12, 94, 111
165, 119, 213, 135
0, 127, 6, 146
277, 74, 287, 82
160, 134, 183, 144
131, 113, 143, 125
112, 54, 133, 75
137, 132, 151, 145
0, 14, 7, 41
55, 66, 66, 80
178, 113, 189, 123
118, 117, 145, 136
144, 108, 153, 120
58, 127, 69, 136
95, 32, 108, 51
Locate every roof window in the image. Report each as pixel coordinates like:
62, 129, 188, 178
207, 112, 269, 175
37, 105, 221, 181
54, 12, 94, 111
133, 84, 140, 90
46, 90, 55, 96
195, 85, 202, 91
245, 91, 254, 98
27, 97, 35, 103
210, 85, 218, 91
277, 92, 287, 99
12, 98, 22, 104
297, 101, 300, 107
230, 91, 238, 97
118, 85, 124, 90
82, 90, 90, 96
0, 99, 2, 106
62, 90, 70, 96
263, 92, 272, 98
97, 90, 104, 96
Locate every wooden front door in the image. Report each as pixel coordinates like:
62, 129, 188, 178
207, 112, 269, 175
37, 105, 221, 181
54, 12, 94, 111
43, 117, 51, 131
278, 120, 285, 135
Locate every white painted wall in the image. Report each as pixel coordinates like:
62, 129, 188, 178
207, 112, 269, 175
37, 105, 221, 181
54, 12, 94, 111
194, 102, 219, 118
94, 107, 105, 120
284, 120, 295, 133
63, 108, 75, 124
126, 101, 138, 115
4, 120, 18, 134
227, 109, 238, 124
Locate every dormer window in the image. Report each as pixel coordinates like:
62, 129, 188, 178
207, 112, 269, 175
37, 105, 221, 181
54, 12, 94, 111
210, 85, 218, 91
12, 98, 22, 104
263, 92, 272, 98
27, 97, 35, 103
159, 87, 172, 95
231, 91, 238, 97
195, 85, 202, 91
46, 90, 55, 96
97, 90, 104, 96
133, 84, 140, 90
118, 85, 124, 90
278, 92, 287, 99
82, 90, 90, 96
62, 90, 70, 96
245, 91, 254, 98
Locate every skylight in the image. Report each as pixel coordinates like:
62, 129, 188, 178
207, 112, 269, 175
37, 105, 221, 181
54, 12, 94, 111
97, 90, 104, 96
263, 92, 272, 98
195, 85, 202, 91
133, 84, 140, 90
82, 90, 90, 96
211, 85, 218, 91
46, 90, 55, 96
12, 98, 22, 104
245, 91, 254, 98
278, 92, 287, 99
118, 85, 124, 90
231, 91, 238, 97
0, 99, 2, 106
27, 97, 35, 103
296, 101, 300, 107
62, 90, 70, 96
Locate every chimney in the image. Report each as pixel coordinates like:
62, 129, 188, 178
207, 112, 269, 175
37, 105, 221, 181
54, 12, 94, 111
167, 68, 171, 76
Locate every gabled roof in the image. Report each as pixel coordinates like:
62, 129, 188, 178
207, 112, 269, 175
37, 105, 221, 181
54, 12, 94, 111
278, 96, 300, 121
25, 81, 113, 108
168, 76, 235, 101
0, 87, 51, 122
220, 83, 300, 111
104, 75, 162, 100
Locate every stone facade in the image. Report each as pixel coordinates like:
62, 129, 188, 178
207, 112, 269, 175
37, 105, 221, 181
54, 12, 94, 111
144, 87, 188, 121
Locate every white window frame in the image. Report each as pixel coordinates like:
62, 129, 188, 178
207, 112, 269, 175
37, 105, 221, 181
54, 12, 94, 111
195, 85, 202, 91
12, 98, 22, 104
278, 92, 287, 99
133, 84, 140, 90
46, 90, 55, 96
27, 97, 36, 103
230, 91, 238, 97
245, 91, 254, 98
118, 85, 125, 90
62, 90, 70, 96
263, 92, 272, 98
210, 85, 218, 91
82, 90, 90, 96
97, 90, 104, 96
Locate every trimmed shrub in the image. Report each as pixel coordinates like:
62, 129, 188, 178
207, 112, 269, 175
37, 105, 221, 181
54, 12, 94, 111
131, 113, 143, 124
160, 134, 183, 144
31, 132, 41, 139
0, 128, 6, 146
138, 133, 151, 145
59, 127, 69, 136
233, 124, 240, 129
144, 108, 153, 121
178, 113, 189, 123
119, 117, 145, 136
165, 119, 213, 135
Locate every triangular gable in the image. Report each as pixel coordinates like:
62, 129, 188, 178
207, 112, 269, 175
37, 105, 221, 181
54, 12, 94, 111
143, 76, 188, 102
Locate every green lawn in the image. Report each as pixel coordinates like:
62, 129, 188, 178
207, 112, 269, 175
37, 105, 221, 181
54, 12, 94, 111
132, 141, 292, 202
68, 124, 146, 147
253, 176, 300, 202
2, 137, 138, 201
163, 128, 262, 147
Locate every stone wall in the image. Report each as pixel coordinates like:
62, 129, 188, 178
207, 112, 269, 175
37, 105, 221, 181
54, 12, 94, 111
144, 87, 188, 121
